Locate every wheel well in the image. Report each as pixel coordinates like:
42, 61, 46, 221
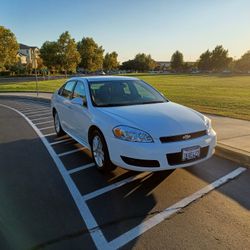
88, 125, 102, 145
52, 108, 56, 117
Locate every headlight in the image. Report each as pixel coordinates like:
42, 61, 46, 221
204, 116, 212, 134
112, 125, 154, 143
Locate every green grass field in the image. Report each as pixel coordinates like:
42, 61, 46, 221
0, 74, 250, 120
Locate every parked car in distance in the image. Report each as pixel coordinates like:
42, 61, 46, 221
51, 76, 216, 172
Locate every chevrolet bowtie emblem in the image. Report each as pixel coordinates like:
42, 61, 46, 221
182, 134, 191, 140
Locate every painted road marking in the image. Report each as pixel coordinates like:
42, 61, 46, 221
50, 138, 73, 145
32, 116, 52, 122
28, 112, 51, 118
108, 167, 246, 249
39, 126, 54, 131
68, 163, 96, 174
82, 172, 150, 201
44, 132, 57, 137
58, 148, 85, 157
34, 120, 53, 125
17, 105, 48, 112
22, 108, 50, 114
15, 100, 50, 107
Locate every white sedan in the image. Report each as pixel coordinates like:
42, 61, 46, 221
51, 76, 216, 172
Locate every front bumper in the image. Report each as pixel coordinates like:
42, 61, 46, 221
106, 129, 217, 172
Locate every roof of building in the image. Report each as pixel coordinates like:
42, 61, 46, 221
19, 43, 38, 49
17, 51, 27, 57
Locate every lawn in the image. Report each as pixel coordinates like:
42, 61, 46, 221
0, 74, 250, 120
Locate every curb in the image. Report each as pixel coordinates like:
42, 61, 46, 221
0, 94, 51, 104
1, 93, 249, 169
215, 143, 250, 168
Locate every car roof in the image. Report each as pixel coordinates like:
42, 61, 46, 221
69, 75, 138, 82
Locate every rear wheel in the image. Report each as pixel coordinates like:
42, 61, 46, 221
53, 111, 65, 136
90, 130, 116, 172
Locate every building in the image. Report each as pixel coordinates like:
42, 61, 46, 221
18, 43, 40, 68
16, 52, 27, 64
156, 61, 171, 70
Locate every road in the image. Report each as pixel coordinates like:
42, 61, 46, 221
0, 96, 249, 250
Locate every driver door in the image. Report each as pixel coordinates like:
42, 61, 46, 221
69, 81, 91, 145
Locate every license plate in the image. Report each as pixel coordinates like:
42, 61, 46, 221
182, 146, 200, 161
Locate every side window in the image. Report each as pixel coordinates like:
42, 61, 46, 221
58, 84, 66, 95
61, 81, 76, 99
73, 82, 86, 99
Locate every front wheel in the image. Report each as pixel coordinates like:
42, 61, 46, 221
54, 111, 65, 136
90, 130, 116, 172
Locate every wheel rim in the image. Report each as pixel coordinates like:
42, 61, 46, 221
54, 113, 60, 133
92, 135, 104, 167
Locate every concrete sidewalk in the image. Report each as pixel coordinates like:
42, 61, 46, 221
0, 92, 249, 167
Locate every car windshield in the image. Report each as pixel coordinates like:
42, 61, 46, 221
88, 80, 167, 107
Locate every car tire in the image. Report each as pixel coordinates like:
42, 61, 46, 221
53, 111, 65, 136
90, 129, 117, 172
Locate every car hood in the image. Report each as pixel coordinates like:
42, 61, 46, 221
99, 102, 206, 138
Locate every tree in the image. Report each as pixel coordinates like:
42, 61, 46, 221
120, 59, 136, 71
57, 31, 81, 75
40, 32, 80, 75
134, 53, 156, 71
121, 53, 156, 72
103, 52, 119, 71
197, 50, 212, 71
77, 37, 104, 72
10, 62, 26, 75
170, 51, 184, 72
210, 45, 232, 72
40, 41, 60, 73
0, 26, 19, 71
235, 51, 250, 72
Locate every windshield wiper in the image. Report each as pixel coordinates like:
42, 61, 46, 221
96, 101, 166, 107
96, 103, 129, 107
138, 101, 166, 104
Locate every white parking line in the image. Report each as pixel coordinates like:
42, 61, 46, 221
22, 108, 50, 114
28, 112, 51, 118
39, 126, 54, 131
50, 138, 73, 145
108, 167, 246, 249
44, 132, 57, 137
16, 100, 50, 107
19, 105, 49, 110
32, 116, 52, 122
58, 148, 85, 157
68, 163, 96, 174
82, 172, 149, 201
34, 120, 53, 125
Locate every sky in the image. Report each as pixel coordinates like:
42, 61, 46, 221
1, 0, 250, 62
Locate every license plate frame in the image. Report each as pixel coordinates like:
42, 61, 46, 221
182, 146, 201, 161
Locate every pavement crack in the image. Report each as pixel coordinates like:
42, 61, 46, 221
30, 209, 173, 250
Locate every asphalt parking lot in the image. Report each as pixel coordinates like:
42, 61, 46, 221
0, 97, 249, 250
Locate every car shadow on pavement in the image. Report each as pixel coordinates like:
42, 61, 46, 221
86, 170, 174, 243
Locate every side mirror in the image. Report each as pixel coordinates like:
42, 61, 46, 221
71, 97, 87, 107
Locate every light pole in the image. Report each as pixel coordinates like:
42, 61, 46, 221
32, 49, 39, 97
